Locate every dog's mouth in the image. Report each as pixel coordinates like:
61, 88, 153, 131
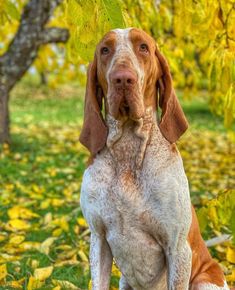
119, 100, 130, 117
108, 88, 145, 121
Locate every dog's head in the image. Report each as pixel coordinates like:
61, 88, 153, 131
80, 28, 188, 156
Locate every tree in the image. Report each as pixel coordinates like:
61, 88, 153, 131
0, 0, 69, 143
0, 0, 234, 144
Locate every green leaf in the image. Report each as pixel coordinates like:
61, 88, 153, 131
100, 0, 125, 29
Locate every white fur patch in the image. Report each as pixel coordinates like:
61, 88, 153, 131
105, 28, 145, 115
194, 281, 229, 290
80, 110, 192, 289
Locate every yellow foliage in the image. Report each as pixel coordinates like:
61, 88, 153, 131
40, 237, 57, 255
1, 0, 234, 126
8, 205, 39, 220
9, 235, 25, 245
7, 219, 31, 231
227, 247, 235, 264
27, 276, 43, 290
34, 266, 53, 281
0, 264, 7, 281
52, 279, 81, 290
226, 269, 235, 282
77, 217, 88, 227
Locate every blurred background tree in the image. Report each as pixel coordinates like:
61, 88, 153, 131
0, 0, 234, 143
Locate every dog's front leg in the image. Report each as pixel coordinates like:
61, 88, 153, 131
166, 241, 192, 290
90, 233, 113, 290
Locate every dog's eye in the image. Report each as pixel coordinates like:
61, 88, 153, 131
139, 43, 149, 53
101, 47, 110, 55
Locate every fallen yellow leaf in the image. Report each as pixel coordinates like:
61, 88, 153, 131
7, 219, 30, 231
51, 198, 64, 207
55, 255, 78, 267
52, 228, 63, 237
30, 259, 39, 270
52, 279, 81, 290
77, 217, 87, 227
52, 286, 61, 290
0, 264, 7, 281
57, 249, 77, 260
9, 235, 25, 245
8, 206, 39, 220
226, 268, 235, 282
40, 237, 56, 255
226, 247, 235, 264
78, 250, 88, 262
43, 212, 52, 225
53, 217, 69, 232
19, 241, 40, 251
34, 266, 53, 281
0, 234, 7, 242
112, 263, 121, 277
4, 277, 25, 289
88, 280, 92, 290
27, 276, 43, 290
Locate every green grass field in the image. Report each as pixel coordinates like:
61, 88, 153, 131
0, 82, 234, 289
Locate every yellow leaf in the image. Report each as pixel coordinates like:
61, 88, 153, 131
8, 206, 39, 220
27, 276, 43, 290
88, 280, 92, 290
226, 247, 235, 264
0, 253, 21, 263
55, 255, 78, 267
112, 263, 121, 277
0, 234, 7, 242
53, 217, 69, 232
51, 198, 63, 207
32, 184, 44, 194
77, 217, 87, 227
57, 249, 77, 260
30, 260, 39, 270
43, 212, 52, 225
7, 219, 30, 231
0, 264, 7, 281
19, 241, 40, 251
52, 279, 80, 290
9, 235, 25, 245
40, 199, 51, 209
78, 250, 88, 262
55, 245, 72, 251
40, 237, 56, 255
52, 286, 61, 290
4, 277, 25, 288
226, 268, 235, 282
52, 228, 63, 237
34, 266, 53, 281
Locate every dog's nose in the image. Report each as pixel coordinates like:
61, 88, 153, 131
111, 70, 137, 89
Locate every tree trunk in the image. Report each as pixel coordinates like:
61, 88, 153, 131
0, 0, 69, 144
0, 88, 10, 143
40, 72, 48, 86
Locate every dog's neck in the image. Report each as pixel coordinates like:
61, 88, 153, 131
105, 107, 158, 174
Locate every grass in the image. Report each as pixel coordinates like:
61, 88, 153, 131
0, 82, 234, 289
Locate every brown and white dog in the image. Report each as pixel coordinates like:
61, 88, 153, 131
79, 28, 229, 290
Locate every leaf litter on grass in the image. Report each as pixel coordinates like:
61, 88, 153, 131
0, 121, 234, 289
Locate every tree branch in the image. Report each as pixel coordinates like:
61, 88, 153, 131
205, 234, 231, 247
39, 28, 69, 45
0, 0, 69, 91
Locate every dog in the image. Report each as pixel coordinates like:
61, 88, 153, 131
79, 28, 229, 290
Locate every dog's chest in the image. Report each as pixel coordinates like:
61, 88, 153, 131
80, 144, 190, 289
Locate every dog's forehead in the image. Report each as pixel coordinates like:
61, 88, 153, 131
97, 28, 155, 49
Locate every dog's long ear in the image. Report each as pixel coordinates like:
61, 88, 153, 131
155, 47, 188, 143
79, 55, 108, 156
